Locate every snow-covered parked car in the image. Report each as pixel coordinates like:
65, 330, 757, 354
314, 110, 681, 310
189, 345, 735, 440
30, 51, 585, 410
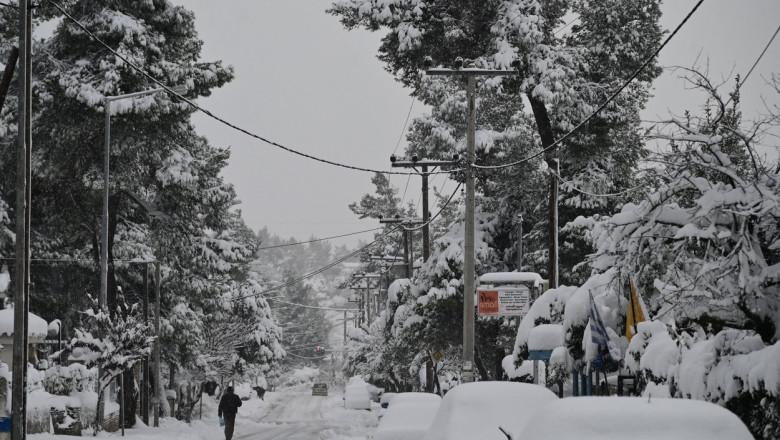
373, 392, 441, 440
515, 396, 754, 440
422, 381, 557, 440
344, 376, 372, 410
367, 383, 383, 402
379, 392, 397, 408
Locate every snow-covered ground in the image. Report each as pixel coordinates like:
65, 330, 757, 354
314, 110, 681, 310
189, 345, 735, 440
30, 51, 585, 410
29, 388, 382, 440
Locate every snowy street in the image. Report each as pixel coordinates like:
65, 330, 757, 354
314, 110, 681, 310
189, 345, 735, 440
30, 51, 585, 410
235, 390, 380, 440
28, 389, 382, 440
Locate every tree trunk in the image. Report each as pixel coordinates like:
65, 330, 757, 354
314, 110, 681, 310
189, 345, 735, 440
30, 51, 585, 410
121, 369, 136, 428
0, 47, 19, 113
474, 344, 490, 381
527, 94, 559, 287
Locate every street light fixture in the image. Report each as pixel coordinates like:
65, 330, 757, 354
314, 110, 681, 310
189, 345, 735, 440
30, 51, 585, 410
100, 85, 187, 309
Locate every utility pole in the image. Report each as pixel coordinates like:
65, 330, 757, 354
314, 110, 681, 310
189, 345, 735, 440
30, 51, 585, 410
141, 262, 150, 425
379, 216, 424, 278
153, 262, 161, 427
549, 159, 559, 288
390, 156, 459, 261
350, 273, 380, 324
12, 2, 32, 439
425, 57, 518, 383
370, 255, 405, 313
514, 213, 524, 271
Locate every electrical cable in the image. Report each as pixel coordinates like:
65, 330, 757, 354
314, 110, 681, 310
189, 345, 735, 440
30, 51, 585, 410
281, 350, 329, 360
231, 225, 403, 302
46, 0, 459, 177
267, 297, 357, 312
550, 168, 648, 198
725, 23, 780, 108
256, 227, 382, 251
393, 98, 415, 155
401, 182, 462, 232
236, 181, 462, 303
473, 0, 704, 172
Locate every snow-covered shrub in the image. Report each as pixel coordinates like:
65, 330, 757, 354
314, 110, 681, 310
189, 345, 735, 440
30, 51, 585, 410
546, 346, 572, 389
625, 320, 679, 388
627, 321, 780, 440
44, 364, 94, 396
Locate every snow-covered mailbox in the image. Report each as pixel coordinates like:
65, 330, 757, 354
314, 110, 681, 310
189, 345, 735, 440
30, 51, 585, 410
477, 272, 544, 318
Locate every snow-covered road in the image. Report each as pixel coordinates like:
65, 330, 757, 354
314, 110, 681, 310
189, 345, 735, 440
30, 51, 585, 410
235, 390, 378, 440
30, 389, 382, 440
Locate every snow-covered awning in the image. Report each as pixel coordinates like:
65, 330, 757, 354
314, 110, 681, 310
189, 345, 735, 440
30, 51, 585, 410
0, 308, 49, 339
479, 272, 544, 286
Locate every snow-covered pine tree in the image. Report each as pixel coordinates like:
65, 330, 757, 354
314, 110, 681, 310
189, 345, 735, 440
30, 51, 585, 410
329, 0, 664, 283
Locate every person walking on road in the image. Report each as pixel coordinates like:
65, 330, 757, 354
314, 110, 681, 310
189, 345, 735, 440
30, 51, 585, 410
218, 386, 243, 440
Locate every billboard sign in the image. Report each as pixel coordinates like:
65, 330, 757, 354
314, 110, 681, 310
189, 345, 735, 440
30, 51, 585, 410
478, 285, 531, 317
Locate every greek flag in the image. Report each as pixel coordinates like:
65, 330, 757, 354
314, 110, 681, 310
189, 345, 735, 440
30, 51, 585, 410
589, 292, 618, 367
589, 293, 610, 346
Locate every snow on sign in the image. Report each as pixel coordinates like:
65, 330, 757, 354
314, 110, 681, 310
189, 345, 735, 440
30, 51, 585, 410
478, 286, 531, 316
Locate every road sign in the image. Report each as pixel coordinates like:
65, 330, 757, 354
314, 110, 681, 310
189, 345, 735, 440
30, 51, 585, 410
433, 351, 443, 361
478, 286, 531, 317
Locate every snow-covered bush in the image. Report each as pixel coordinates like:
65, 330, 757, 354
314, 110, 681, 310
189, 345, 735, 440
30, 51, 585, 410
626, 321, 780, 440
44, 363, 94, 396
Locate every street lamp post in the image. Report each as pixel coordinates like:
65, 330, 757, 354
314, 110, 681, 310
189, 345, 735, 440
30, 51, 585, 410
101, 85, 187, 309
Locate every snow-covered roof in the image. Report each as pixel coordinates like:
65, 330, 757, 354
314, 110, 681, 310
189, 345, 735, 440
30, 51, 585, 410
479, 272, 544, 286
0, 308, 49, 338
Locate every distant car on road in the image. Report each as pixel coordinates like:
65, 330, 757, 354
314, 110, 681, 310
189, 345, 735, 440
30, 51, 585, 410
422, 381, 558, 440
344, 376, 372, 410
374, 392, 441, 440
515, 396, 754, 440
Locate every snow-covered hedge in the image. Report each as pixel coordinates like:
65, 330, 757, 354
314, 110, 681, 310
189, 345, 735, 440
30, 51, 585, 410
627, 321, 780, 439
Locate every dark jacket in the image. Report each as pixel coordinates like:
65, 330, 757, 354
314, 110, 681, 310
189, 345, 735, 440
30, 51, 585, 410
218, 392, 243, 417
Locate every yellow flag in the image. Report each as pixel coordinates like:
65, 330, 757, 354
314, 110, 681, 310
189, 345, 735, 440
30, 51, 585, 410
626, 280, 648, 342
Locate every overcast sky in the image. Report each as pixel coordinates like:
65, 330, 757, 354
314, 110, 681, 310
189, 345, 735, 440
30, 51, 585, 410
172, 0, 780, 249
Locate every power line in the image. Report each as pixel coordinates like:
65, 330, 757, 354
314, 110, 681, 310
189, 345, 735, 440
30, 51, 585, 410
473, 0, 704, 171
401, 182, 462, 232
393, 98, 415, 155
725, 23, 780, 107
268, 297, 357, 312
551, 169, 648, 198
256, 228, 382, 251
232, 224, 402, 302
282, 350, 330, 360
46, 0, 456, 177
236, 181, 461, 303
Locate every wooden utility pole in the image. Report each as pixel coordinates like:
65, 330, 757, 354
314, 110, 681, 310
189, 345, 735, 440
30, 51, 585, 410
154, 262, 161, 427
426, 58, 517, 383
379, 217, 424, 278
390, 157, 459, 262
12, 2, 32, 439
549, 159, 559, 288
141, 263, 150, 425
